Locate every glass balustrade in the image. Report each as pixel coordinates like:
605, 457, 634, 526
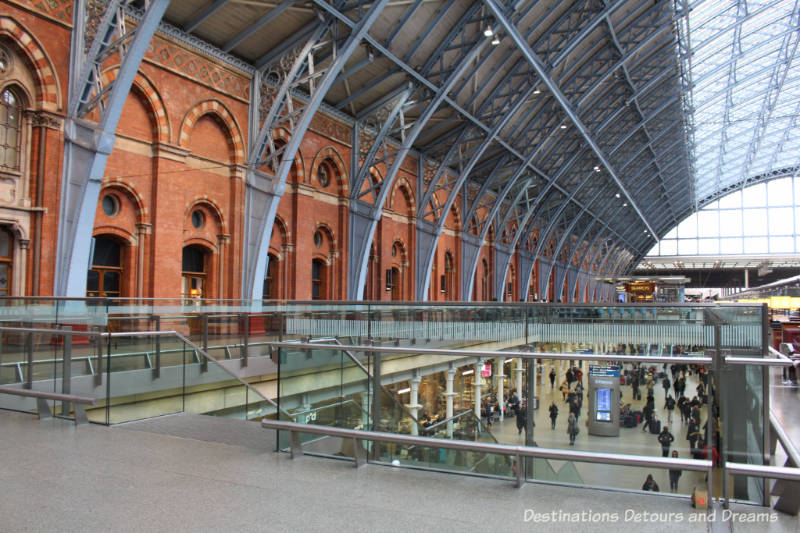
0, 299, 770, 503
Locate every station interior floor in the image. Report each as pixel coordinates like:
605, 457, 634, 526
487, 364, 708, 494
0, 368, 798, 531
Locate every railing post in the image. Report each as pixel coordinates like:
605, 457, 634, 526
201, 313, 209, 372
152, 315, 161, 379
761, 302, 772, 507
241, 313, 249, 367
61, 326, 72, 416
370, 341, 380, 433
710, 322, 720, 506
524, 356, 535, 481
93, 326, 103, 387
24, 323, 33, 390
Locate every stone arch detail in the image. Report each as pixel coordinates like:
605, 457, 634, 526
179, 100, 245, 163
309, 146, 348, 194
313, 221, 337, 248
185, 196, 227, 233
0, 17, 61, 111
98, 68, 170, 143
102, 178, 148, 223
271, 127, 305, 183
389, 175, 416, 215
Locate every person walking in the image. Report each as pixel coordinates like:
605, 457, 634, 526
664, 394, 676, 425
661, 375, 671, 398
687, 418, 701, 453
668, 451, 682, 492
549, 401, 559, 429
642, 474, 660, 491
567, 412, 579, 445
549, 368, 556, 390
515, 405, 527, 435
658, 426, 675, 457
569, 396, 581, 422
560, 380, 570, 402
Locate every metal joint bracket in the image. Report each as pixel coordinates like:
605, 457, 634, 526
353, 438, 367, 468
289, 430, 303, 459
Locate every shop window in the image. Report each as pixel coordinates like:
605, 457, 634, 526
182, 245, 207, 299
0, 227, 12, 296
0, 88, 22, 171
87, 237, 122, 298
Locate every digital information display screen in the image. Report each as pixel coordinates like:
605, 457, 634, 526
595, 388, 611, 422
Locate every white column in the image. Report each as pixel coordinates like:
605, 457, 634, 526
406, 375, 422, 435
515, 358, 524, 401
445, 367, 456, 438
495, 357, 505, 421
474, 361, 483, 417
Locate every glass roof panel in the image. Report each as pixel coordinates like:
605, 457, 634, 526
679, 0, 800, 208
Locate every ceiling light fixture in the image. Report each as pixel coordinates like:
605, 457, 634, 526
593, 166, 600, 172
533, 87, 540, 94
484, 27, 493, 37
615, 193, 620, 198
560, 124, 567, 129
491, 36, 500, 45
623, 202, 627, 206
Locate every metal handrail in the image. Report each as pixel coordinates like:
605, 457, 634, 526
0, 385, 95, 405
770, 410, 800, 468
0, 296, 766, 308
267, 341, 714, 364
263, 419, 710, 471
0, 326, 279, 408
422, 409, 475, 432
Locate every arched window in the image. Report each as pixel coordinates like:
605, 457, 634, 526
263, 253, 279, 299
389, 266, 402, 301
0, 227, 13, 296
182, 245, 208, 299
0, 88, 22, 170
443, 252, 455, 300
312, 258, 326, 300
87, 237, 122, 297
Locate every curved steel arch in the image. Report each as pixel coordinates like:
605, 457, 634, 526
241, 0, 391, 299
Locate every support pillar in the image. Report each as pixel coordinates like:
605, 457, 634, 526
445, 367, 456, 438
406, 374, 422, 435
473, 361, 483, 417
514, 358, 524, 401
495, 357, 505, 421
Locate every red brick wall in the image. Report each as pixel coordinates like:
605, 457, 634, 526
5, 4, 603, 303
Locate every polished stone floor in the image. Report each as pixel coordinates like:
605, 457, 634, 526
0, 364, 798, 532
1, 410, 797, 533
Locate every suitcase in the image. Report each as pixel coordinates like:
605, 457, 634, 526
620, 376, 626, 385
632, 410, 642, 423
623, 415, 637, 428
649, 419, 661, 434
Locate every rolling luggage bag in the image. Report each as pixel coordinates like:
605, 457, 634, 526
649, 419, 661, 434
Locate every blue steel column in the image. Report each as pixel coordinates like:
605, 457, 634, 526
347, 88, 413, 299
241, 0, 390, 300
55, 0, 171, 296
415, 82, 539, 300
348, 22, 490, 299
